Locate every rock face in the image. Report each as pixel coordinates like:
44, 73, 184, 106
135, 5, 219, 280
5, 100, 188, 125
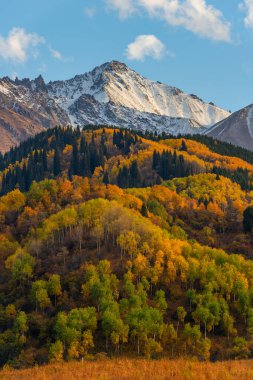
48, 61, 229, 133
206, 104, 253, 151
0, 77, 70, 152
0, 61, 230, 152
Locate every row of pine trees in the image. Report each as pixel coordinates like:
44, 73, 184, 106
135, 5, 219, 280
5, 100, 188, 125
1, 127, 194, 195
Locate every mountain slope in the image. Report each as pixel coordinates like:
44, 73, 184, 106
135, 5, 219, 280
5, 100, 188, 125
206, 104, 253, 151
48, 61, 229, 131
0, 76, 70, 152
0, 61, 229, 152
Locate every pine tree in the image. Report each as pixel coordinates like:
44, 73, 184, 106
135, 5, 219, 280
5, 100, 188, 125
180, 140, 188, 151
129, 160, 141, 187
79, 154, 90, 177
34, 150, 39, 163
42, 149, 48, 172
80, 136, 86, 154
53, 149, 61, 177
243, 206, 253, 233
152, 150, 160, 171
156, 175, 162, 185
141, 203, 148, 217
117, 165, 129, 188
71, 142, 79, 175
103, 172, 109, 185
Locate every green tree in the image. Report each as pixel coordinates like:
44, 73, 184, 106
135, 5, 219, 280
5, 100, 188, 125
230, 337, 250, 359
102, 308, 128, 353
162, 323, 177, 357
55, 307, 97, 356
143, 338, 162, 359
80, 330, 94, 357
55, 312, 69, 347
14, 311, 28, 345
198, 338, 211, 360
31, 280, 51, 312
192, 305, 211, 339
247, 308, 253, 338
127, 307, 164, 355
154, 290, 167, 314
176, 306, 187, 332
222, 312, 236, 341
47, 274, 62, 306
67, 340, 80, 360
5, 248, 35, 285
49, 340, 64, 363
182, 323, 202, 357
14, 311, 28, 336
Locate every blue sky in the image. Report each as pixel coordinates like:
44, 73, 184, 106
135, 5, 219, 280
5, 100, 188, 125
0, 0, 253, 112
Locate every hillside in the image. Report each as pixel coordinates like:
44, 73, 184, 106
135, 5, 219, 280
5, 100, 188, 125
0, 127, 252, 369
0, 61, 229, 152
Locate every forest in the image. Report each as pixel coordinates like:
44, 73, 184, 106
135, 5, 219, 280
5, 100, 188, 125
0, 126, 253, 369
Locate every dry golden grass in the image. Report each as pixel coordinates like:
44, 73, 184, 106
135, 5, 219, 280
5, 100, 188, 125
0, 359, 253, 380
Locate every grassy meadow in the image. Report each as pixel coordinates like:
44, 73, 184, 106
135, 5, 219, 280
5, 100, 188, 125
0, 359, 253, 380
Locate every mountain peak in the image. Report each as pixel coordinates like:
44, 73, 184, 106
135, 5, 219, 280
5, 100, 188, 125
34, 75, 47, 92
12, 74, 47, 92
206, 103, 253, 150
104, 60, 128, 71
93, 60, 128, 73
45, 60, 230, 133
89, 60, 129, 82
0, 61, 230, 151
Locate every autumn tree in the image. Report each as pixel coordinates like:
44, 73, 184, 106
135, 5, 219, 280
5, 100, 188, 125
49, 340, 64, 363
31, 280, 51, 312
5, 248, 35, 285
47, 274, 62, 306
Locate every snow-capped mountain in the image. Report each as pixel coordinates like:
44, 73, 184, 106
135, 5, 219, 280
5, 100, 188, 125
0, 61, 230, 152
206, 104, 253, 151
48, 61, 229, 131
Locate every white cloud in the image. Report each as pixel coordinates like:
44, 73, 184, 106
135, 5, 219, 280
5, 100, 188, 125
106, 0, 136, 19
84, 7, 97, 18
240, 0, 253, 27
106, 0, 231, 42
48, 46, 63, 60
0, 28, 65, 64
126, 34, 166, 61
0, 28, 44, 63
